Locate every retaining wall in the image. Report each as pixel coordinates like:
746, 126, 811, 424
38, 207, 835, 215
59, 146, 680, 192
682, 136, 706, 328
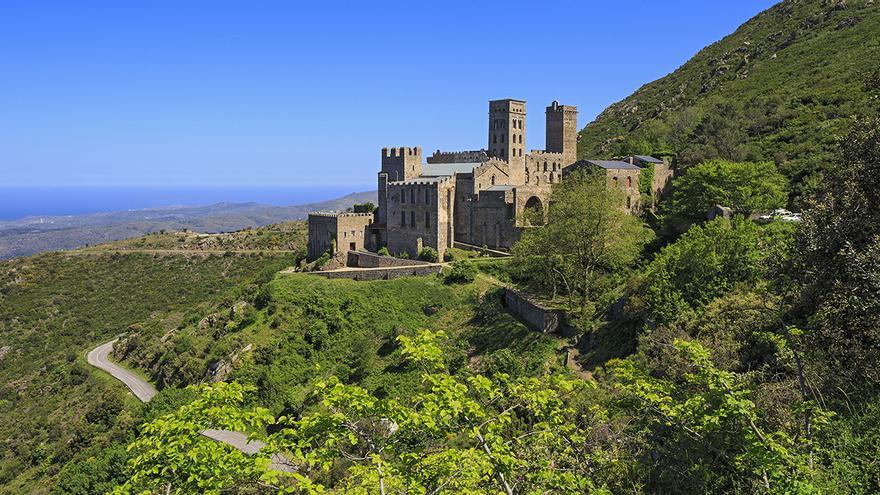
504, 288, 574, 336
347, 251, 429, 268
313, 265, 442, 281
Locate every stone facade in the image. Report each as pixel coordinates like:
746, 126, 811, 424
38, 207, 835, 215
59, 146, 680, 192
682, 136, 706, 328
371, 98, 579, 258
307, 212, 374, 260
307, 98, 672, 263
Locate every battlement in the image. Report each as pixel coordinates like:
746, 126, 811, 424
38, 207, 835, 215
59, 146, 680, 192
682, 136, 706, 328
427, 149, 488, 164
381, 146, 422, 159
308, 211, 374, 218
546, 100, 577, 114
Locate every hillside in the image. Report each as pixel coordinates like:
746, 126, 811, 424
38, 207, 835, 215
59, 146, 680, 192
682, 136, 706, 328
578, 0, 879, 198
0, 224, 305, 494
0, 190, 375, 260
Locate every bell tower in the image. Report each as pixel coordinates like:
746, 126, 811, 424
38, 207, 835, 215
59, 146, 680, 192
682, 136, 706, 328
487, 99, 526, 166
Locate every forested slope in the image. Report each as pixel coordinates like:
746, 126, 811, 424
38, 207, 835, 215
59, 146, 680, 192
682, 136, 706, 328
578, 0, 880, 198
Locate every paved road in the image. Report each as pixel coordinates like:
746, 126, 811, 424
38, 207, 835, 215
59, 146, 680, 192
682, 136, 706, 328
87, 339, 292, 472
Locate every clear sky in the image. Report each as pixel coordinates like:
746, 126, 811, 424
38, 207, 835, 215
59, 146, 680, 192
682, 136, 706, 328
0, 0, 778, 188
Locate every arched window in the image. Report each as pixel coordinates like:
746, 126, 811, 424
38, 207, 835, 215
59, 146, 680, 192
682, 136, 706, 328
550, 172, 555, 182
543, 161, 547, 172
626, 196, 632, 209
493, 134, 497, 143
626, 176, 632, 188
501, 134, 505, 143
612, 177, 619, 188
519, 134, 523, 144
491, 175, 496, 185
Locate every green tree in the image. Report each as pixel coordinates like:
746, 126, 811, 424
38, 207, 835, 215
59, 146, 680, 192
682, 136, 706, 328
612, 339, 827, 494
511, 171, 653, 324
110, 330, 607, 494
641, 217, 789, 324
667, 159, 788, 224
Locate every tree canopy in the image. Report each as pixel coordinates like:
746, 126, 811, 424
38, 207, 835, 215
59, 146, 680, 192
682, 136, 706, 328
666, 160, 788, 224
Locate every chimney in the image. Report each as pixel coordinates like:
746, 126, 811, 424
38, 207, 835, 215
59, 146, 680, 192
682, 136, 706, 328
629, 156, 634, 164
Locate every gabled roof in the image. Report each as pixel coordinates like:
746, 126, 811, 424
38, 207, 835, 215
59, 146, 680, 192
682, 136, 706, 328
585, 159, 641, 171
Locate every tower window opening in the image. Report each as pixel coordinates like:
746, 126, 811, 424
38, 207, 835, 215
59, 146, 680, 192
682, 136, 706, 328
410, 211, 415, 228
401, 211, 406, 227
425, 212, 430, 228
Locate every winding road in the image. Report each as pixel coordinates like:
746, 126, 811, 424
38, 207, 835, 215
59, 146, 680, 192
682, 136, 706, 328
87, 339, 292, 472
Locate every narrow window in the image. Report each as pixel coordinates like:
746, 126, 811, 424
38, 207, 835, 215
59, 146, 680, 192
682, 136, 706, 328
626, 196, 632, 209
543, 161, 547, 172
491, 175, 495, 185
425, 212, 430, 229
401, 211, 406, 227
401, 188, 406, 204
410, 188, 415, 203
626, 176, 632, 188
493, 134, 497, 143
410, 211, 415, 228
425, 189, 430, 204
501, 134, 505, 143
612, 177, 619, 188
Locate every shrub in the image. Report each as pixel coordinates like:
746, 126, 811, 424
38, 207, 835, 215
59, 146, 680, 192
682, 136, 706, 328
443, 250, 454, 262
377, 246, 390, 257
446, 261, 477, 284
418, 247, 439, 263
397, 251, 410, 260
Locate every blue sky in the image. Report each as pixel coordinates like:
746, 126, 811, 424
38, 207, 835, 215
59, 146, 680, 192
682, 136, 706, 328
0, 1, 777, 188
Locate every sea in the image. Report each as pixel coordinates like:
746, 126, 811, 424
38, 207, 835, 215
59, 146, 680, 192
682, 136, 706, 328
0, 185, 371, 221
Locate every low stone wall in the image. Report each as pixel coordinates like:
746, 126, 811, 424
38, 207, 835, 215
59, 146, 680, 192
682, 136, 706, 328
314, 265, 442, 281
504, 288, 574, 336
347, 251, 428, 268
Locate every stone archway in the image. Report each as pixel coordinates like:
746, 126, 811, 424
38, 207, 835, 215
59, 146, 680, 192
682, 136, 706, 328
523, 196, 545, 226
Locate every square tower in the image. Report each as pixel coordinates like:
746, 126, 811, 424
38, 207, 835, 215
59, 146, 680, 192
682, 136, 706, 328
488, 99, 526, 166
545, 101, 578, 166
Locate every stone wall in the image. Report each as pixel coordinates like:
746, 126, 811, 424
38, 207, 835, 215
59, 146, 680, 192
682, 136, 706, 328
347, 251, 429, 268
314, 264, 442, 281
504, 288, 574, 336
603, 169, 641, 212
427, 149, 487, 164
525, 152, 564, 187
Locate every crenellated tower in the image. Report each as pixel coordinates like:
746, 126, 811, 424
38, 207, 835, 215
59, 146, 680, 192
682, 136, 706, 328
545, 101, 578, 166
377, 146, 422, 225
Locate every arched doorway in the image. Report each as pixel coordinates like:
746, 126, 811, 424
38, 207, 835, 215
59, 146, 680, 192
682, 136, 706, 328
523, 196, 545, 226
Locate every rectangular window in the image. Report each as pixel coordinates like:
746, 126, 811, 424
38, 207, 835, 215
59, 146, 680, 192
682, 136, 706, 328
425, 212, 430, 229
401, 188, 405, 204
425, 188, 430, 204
410, 211, 415, 228
410, 188, 415, 203
401, 211, 406, 227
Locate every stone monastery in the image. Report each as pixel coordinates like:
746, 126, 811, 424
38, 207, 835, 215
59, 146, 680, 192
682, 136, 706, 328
308, 98, 672, 262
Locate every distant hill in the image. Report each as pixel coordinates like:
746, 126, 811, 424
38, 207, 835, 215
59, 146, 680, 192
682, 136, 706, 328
577, 0, 880, 199
0, 190, 376, 259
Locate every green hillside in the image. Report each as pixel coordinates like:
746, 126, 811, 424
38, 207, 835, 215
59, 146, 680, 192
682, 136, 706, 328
0, 226, 304, 494
578, 0, 880, 198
